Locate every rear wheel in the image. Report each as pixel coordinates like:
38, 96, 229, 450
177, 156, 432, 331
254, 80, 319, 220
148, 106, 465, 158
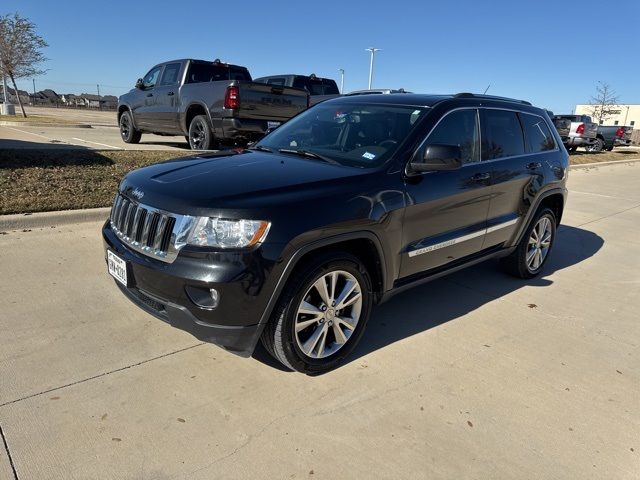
261, 252, 373, 374
586, 138, 604, 153
188, 115, 217, 150
501, 208, 556, 279
119, 111, 141, 144
568, 146, 578, 153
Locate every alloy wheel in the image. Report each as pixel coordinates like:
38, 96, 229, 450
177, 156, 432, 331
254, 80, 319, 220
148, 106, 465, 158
120, 116, 130, 140
294, 270, 363, 359
190, 120, 206, 149
526, 216, 552, 272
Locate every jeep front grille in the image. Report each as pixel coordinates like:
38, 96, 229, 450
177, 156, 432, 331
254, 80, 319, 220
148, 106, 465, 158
110, 194, 179, 263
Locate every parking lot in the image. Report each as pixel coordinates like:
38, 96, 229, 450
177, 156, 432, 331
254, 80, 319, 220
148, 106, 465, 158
0, 161, 638, 479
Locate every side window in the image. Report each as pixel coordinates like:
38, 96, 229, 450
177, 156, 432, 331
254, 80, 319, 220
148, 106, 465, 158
159, 63, 181, 86
142, 66, 162, 89
292, 77, 310, 92
425, 109, 480, 164
520, 113, 556, 152
481, 110, 525, 160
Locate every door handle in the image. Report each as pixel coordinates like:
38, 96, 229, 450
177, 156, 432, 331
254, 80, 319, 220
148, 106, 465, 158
146, 93, 153, 97
471, 172, 491, 181
167, 92, 174, 96
527, 162, 542, 170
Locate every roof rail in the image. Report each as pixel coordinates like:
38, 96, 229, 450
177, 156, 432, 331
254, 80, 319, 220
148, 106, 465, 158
454, 92, 532, 106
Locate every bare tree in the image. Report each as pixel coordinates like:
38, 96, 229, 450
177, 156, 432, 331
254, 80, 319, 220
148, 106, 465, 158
0, 13, 48, 117
588, 81, 619, 124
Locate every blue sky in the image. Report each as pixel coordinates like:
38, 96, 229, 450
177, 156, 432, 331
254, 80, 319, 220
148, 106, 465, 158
3, 0, 638, 113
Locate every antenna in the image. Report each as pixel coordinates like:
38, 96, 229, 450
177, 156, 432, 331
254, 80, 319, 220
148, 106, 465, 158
483, 84, 491, 94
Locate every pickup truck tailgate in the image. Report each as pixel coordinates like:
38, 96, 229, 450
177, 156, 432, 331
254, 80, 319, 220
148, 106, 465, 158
238, 82, 308, 121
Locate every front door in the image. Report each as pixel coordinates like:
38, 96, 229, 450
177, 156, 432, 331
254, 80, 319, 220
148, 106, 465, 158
400, 108, 493, 278
151, 62, 182, 134
130, 65, 163, 130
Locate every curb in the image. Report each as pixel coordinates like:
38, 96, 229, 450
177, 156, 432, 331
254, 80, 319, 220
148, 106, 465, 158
570, 158, 640, 170
0, 207, 111, 231
0, 121, 92, 128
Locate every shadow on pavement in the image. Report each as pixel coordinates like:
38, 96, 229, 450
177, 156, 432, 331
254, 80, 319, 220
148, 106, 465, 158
0, 140, 114, 167
253, 225, 603, 373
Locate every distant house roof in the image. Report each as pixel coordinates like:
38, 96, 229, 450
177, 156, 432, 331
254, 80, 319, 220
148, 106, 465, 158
102, 95, 118, 102
41, 89, 59, 99
79, 93, 101, 101
0, 86, 29, 96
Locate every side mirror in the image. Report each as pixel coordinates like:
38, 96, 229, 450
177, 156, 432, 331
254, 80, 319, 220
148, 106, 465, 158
135, 78, 144, 89
410, 144, 462, 172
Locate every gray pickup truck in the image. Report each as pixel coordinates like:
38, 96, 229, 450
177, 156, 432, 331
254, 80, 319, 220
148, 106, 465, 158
586, 125, 634, 152
118, 59, 309, 149
553, 114, 598, 152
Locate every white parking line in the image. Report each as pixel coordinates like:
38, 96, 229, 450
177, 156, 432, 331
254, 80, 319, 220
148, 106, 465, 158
71, 137, 123, 150
5, 126, 68, 144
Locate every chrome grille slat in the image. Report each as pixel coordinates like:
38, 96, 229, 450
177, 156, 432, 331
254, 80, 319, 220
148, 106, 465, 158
109, 193, 182, 263
153, 215, 168, 250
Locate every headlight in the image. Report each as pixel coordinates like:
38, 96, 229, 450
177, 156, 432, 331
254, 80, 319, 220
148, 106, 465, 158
186, 217, 271, 248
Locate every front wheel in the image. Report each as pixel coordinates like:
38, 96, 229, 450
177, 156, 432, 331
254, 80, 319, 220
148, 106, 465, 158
586, 138, 604, 153
188, 115, 216, 150
261, 253, 373, 374
119, 111, 141, 144
501, 208, 557, 279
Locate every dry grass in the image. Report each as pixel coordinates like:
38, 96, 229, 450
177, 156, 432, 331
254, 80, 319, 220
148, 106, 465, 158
0, 149, 193, 215
569, 148, 640, 164
1, 147, 638, 216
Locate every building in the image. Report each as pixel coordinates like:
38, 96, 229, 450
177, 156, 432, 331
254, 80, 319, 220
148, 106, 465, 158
574, 104, 640, 128
0, 85, 30, 105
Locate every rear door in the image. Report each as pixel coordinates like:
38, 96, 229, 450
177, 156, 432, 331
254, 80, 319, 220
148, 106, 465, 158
482, 109, 549, 248
400, 108, 492, 278
151, 62, 183, 134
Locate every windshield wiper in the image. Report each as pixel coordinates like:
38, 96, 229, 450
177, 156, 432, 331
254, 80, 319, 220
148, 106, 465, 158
278, 148, 340, 165
248, 145, 273, 153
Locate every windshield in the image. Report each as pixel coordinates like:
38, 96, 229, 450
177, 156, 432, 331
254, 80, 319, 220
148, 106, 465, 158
256, 103, 429, 168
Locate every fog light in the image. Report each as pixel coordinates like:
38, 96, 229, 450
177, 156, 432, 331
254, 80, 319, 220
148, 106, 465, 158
185, 285, 220, 310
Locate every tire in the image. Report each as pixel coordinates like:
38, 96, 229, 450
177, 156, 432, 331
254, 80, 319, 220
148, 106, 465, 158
586, 138, 604, 153
119, 111, 141, 144
501, 208, 557, 279
261, 252, 373, 374
568, 146, 578, 153
606, 146, 614, 151
188, 115, 216, 150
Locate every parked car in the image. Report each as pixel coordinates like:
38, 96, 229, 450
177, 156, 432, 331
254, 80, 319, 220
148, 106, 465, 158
553, 114, 598, 152
546, 110, 570, 143
104, 92, 568, 373
254, 74, 340, 106
117, 59, 309, 150
586, 125, 634, 152
345, 88, 411, 96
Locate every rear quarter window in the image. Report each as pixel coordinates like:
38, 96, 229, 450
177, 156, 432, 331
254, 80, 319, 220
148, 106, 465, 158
520, 113, 556, 153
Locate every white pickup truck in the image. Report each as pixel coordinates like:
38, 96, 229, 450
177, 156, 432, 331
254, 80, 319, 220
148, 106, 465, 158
553, 115, 598, 152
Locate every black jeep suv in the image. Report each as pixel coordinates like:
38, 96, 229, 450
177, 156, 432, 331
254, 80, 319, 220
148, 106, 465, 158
103, 93, 568, 374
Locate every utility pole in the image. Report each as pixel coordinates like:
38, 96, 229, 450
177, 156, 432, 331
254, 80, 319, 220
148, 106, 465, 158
339, 68, 345, 94
32, 78, 36, 101
365, 48, 381, 90
624, 105, 630, 125
97, 84, 101, 110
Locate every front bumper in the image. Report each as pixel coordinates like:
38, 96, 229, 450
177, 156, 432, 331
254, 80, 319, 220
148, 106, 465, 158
102, 221, 282, 357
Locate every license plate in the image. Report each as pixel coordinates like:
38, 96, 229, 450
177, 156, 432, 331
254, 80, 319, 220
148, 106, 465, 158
267, 121, 281, 130
107, 250, 128, 287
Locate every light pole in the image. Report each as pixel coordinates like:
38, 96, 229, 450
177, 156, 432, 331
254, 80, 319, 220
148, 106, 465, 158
338, 68, 344, 94
624, 105, 630, 126
365, 48, 381, 90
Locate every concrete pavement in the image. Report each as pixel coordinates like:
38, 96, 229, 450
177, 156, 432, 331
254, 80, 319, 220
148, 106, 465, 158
0, 163, 639, 479
0, 124, 188, 151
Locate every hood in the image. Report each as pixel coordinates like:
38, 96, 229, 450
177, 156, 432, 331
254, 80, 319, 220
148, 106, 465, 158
120, 150, 376, 215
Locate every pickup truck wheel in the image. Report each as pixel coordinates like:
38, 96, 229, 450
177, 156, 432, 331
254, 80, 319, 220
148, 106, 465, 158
119, 111, 141, 144
586, 138, 604, 153
606, 146, 614, 151
501, 208, 556, 279
188, 115, 217, 150
261, 252, 373, 374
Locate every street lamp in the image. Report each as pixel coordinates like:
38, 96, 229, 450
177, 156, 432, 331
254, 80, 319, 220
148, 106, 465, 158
365, 48, 381, 90
338, 68, 344, 94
